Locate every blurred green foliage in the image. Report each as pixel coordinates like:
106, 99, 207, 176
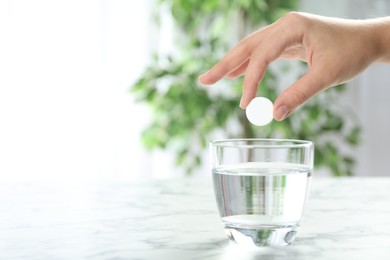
131, 0, 361, 176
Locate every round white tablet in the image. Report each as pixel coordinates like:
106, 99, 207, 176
245, 97, 274, 126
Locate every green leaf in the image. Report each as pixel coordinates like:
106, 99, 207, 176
176, 149, 187, 166
347, 127, 361, 145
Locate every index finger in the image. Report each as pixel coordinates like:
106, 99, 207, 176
198, 25, 275, 85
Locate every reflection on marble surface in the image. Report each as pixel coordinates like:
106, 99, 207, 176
0, 178, 390, 259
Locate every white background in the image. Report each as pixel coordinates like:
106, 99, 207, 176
0, 0, 154, 180
0, 0, 389, 181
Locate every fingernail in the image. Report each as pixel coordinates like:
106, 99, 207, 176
239, 96, 245, 109
198, 71, 210, 85
275, 105, 289, 121
199, 70, 209, 79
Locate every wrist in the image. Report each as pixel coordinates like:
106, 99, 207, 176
372, 17, 390, 63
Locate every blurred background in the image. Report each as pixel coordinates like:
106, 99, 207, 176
0, 0, 389, 181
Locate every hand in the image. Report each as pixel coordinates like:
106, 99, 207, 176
199, 12, 390, 120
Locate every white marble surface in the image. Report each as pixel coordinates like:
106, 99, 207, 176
1, 177, 390, 259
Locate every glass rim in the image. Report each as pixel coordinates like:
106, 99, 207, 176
210, 138, 313, 149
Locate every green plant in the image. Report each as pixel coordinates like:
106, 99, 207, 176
131, 0, 361, 176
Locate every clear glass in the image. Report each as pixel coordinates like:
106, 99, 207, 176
210, 138, 314, 247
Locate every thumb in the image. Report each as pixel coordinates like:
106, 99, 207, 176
273, 70, 325, 121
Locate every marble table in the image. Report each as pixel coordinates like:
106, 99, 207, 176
1, 177, 390, 259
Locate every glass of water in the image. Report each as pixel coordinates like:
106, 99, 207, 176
210, 139, 314, 247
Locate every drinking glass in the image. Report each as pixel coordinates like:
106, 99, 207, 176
210, 139, 314, 247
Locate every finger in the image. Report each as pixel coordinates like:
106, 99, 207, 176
199, 25, 276, 85
198, 43, 253, 85
240, 22, 303, 108
240, 56, 267, 108
273, 70, 325, 121
225, 59, 249, 78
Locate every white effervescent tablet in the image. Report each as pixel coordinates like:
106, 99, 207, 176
245, 97, 274, 126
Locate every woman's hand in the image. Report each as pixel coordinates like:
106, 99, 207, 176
199, 12, 390, 120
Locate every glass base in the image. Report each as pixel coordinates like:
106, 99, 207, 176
223, 225, 299, 247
